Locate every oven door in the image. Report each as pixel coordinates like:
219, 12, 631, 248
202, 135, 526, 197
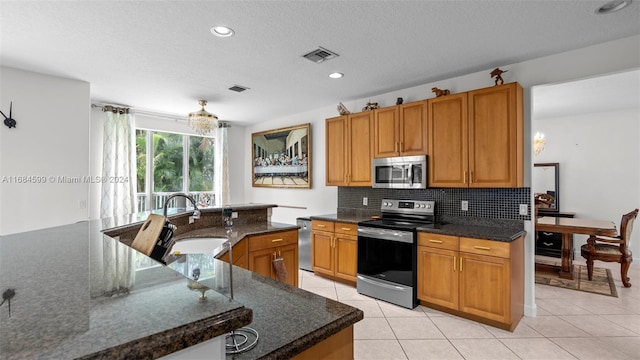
356, 226, 418, 308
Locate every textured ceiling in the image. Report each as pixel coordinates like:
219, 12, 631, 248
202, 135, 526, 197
1, 1, 639, 125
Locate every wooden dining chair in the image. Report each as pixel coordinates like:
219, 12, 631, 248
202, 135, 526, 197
580, 209, 638, 288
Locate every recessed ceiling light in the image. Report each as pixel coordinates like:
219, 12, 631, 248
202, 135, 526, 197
329, 72, 344, 79
595, 0, 632, 14
211, 26, 235, 37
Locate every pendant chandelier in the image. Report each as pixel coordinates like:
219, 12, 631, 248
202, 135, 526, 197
188, 100, 218, 135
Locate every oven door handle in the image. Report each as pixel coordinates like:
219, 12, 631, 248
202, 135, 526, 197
357, 275, 407, 291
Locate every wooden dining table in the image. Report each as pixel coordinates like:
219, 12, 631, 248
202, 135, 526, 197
535, 216, 618, 280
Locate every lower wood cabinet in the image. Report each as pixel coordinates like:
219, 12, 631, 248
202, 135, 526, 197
217, 229, 299, 287
311, 220, 358, 284
417, 232, 524, 331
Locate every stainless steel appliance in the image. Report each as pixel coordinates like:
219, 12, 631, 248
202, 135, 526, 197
297, 217, 312, 271
357, 199, 435, 309
372, 155, 427, 189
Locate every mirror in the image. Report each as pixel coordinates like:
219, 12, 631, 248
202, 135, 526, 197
533, 163, 559, 213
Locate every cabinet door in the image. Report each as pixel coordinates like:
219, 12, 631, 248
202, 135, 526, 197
468, 83, 523, 187
312, 231, 334, 277
249, 247, 276, 280
326, 115, 348, 186
373, 106, 400, 158
347, 112, 374, 186
427, 93, 468, 187
334, 234, 357, 282
417, 246, 459, 310
278, 243, 299, 287
458, 252, 510, 324
399, 101, 428, 156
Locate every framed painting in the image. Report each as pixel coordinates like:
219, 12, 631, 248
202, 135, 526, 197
252, 123, 311, 188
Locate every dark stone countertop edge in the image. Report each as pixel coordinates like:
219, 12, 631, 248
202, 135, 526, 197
259, 309, 364, 360
310, 214, 525, 242
83, 307, 252, 360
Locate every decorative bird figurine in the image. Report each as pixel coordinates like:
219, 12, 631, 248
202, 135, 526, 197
490, 68, 508, 86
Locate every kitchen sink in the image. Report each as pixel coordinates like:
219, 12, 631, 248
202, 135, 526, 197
170, 237, 228, 255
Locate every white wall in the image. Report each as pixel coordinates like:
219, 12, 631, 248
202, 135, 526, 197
0, 66, 90, 235
533, 108, 640, 256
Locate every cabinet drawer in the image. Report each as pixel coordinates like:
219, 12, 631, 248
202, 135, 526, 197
536, 232, 562, 250
248, 230, 298, 252
418, 232, 459, 251
460, 237, 510, 258
334, 222, 357, 236
312, 220, 335, 232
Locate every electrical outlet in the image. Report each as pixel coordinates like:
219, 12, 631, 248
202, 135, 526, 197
232, 211, 238, 219
461, 200, 468, 211
363, 197, 368, 206
519, 204, 528, 216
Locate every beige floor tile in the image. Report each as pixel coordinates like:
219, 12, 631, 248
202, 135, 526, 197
299, 273, 336, 288
336, 285, 376, 301
535, 298, 593, 315
378, 301, 428, 318
501, 338, 575, 359
559, 314, 638, 337
301, 286, 337, 300
340, 299, 384, 318
387, 317, 445, 339
550, 337, 630, 360
430, 316, 494, 339
598, 336, 640, 358
522, 315, 591, 338
600, 314, 640, 334
399, 339, 463, 360
483, 321, 544, 338
420, 305, 454, 317
450, 339, 519, 360
354, 317, 396, 340
354, 339, 408, 360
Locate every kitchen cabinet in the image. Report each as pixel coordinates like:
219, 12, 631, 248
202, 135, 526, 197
217, 238, 248, 269
247, 229, 299, 287
311, 220, 358, 284
427, 82, 523, 188
373, 101, 428, 158
417, 232, 524, 331
325, 111, 374, 186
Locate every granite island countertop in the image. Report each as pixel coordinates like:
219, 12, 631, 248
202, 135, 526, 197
0, 205, 363, 359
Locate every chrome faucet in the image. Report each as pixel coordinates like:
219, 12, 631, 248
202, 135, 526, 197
163, 192, 201, 220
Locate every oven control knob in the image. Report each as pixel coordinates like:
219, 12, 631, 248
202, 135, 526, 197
414, 203, 420, 208
426, 204, 431, 209
420, 204, 426, 208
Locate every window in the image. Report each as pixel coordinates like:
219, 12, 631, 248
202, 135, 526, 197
133, 129, 215, 275
135, 129, 215, 212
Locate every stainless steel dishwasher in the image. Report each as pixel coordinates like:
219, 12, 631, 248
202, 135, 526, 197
296, 217, 312, 271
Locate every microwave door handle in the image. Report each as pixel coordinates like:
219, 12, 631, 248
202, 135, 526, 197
408, 165, 413, 185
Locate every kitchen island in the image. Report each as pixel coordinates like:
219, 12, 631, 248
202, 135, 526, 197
0, 204, 363, 359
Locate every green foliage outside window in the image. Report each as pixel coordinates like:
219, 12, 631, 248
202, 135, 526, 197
153, 132, 184, 192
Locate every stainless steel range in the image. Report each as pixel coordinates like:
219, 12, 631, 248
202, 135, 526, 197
357, 199, 435, 309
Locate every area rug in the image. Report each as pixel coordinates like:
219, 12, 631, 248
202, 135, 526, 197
535, 260, 618, 297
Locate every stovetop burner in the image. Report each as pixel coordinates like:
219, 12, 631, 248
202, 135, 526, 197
358, 199, 436, 231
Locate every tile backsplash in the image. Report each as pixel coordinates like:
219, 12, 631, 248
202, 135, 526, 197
338, 187, 531, 221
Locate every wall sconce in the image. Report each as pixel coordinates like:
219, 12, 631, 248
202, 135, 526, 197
534, 132, 546, 156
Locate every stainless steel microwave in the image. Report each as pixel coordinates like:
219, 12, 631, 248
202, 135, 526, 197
372, 155, 427, 189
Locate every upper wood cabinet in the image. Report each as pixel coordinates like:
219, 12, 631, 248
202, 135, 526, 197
373, 101, 428, 158
428, 83, 523, 188
325, 111, 374, 186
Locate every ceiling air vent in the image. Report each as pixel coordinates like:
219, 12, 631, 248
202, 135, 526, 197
302, 47, 339, 64
228, 85, 249, 92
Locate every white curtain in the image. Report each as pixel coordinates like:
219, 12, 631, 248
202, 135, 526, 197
214, 123, 230, 206
99, 106, 136, 297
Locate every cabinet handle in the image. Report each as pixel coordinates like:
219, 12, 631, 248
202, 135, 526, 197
460, 257, 463, 272
271, 238, 284, 243
453, 256, 456, 271
473, 246, 491, 251
400, 141, 403, 151
469, 171, 473, 184
464, 171, 467, 184
429, 239, 443, 243
542, 232, 554, 236
395, 142, 399, 153
341, 227, 351, 231
543, 242, 553, 247
317, 224, 326, 228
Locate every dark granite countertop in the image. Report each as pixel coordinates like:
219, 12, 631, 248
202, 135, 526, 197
0, 208, 362, 359
311, 213, 525, 242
